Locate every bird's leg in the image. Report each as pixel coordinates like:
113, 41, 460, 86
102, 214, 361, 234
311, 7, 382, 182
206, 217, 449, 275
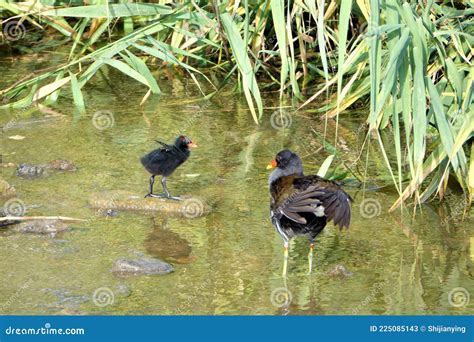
144, 175, 171, 199
307, 240, 314, 275
272, 215, 290, 278
282, 240, 289, 278
144, 175, 156, 198
161, 177, 181, 201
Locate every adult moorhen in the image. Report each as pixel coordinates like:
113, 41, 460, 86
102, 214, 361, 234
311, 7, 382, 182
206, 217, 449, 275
267, 150, 352, 276
141, 135, 197, 200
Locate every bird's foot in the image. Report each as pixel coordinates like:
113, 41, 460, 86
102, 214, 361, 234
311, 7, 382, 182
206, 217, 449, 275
144, 193, 181, 201
144, 193, 166, 198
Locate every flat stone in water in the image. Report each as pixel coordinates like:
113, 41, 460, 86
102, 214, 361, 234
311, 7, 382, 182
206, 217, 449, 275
89, 190, 209, 217
48, 159, 76, 172
41, 288, 89, 309
13, 220, 69, 235
112, 257, 173, 276
16, 164, 47, 178
16, 160, 76, 178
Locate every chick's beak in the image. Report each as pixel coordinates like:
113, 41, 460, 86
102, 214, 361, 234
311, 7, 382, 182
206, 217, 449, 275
188, 142, 198, 148
266, 159, 277, 170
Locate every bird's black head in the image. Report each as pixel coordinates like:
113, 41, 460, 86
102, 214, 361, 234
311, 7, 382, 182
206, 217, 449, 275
174, 135, 197, 150
267, 150, 303, 184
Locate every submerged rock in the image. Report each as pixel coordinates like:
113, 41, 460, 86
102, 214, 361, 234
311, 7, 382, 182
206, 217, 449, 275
114, 284, 132, 297
17, 164, 46, 178
58, 308, 86, 315
12, 220, 69, 235
42, 288, 89, 309
0, 208, 19, 227
16, 160, 76, 178
89, 190, 209, 217
328, 264, 353, 279
0, 178, 16, 198
103, 209, 119, 217
112, 257, 173, 277
48, 159, 76, 172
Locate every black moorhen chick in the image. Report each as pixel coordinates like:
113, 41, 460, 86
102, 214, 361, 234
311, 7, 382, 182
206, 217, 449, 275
267, 150, 352, 276
141, 135, 197, 200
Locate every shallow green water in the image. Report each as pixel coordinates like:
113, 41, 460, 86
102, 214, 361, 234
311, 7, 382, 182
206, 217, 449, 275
0, 58, 472, 315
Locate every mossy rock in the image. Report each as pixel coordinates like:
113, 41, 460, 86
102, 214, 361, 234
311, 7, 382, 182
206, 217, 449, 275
0, 178, 16, 198
88, 190, 209, 218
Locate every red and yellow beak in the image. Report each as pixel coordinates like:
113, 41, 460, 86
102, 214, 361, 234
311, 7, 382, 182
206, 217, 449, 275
266, 159, 277, 170
188, 142, 198, 148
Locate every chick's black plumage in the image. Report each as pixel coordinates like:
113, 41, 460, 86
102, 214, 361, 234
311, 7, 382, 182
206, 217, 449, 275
141, 135, 196, 200
268, 150, 352, 275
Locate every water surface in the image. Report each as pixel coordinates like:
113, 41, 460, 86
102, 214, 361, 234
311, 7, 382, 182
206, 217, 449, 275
0, 56, 472, 315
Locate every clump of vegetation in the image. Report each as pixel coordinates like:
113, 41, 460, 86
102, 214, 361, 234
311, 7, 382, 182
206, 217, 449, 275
0, 0, 472, 210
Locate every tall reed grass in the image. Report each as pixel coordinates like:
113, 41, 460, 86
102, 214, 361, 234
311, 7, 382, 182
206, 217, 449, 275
0, 0, 472, 210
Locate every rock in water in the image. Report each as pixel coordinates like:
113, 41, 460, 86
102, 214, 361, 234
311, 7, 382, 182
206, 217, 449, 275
12, 220, 69, 235
88, 190, 209, 217
48, 159, 77, 172
0, 178, 16, 198
17, 164, 46, 178
16, 160, 76, 178
0, 208, 19, 227
112, 257, 173, 276
328, 264, 353, 279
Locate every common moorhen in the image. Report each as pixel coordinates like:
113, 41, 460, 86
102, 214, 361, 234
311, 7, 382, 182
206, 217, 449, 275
267, 150, 352, 276
141, 135, 197, 200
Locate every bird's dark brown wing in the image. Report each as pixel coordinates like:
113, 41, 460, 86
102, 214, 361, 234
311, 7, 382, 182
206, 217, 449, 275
271, 175, 352, 229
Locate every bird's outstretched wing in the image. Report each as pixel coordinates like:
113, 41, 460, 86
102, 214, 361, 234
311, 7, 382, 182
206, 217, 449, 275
277, 183, 352, 229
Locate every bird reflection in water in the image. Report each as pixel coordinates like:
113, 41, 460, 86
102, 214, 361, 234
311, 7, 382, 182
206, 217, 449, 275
144, 217, 195, 264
